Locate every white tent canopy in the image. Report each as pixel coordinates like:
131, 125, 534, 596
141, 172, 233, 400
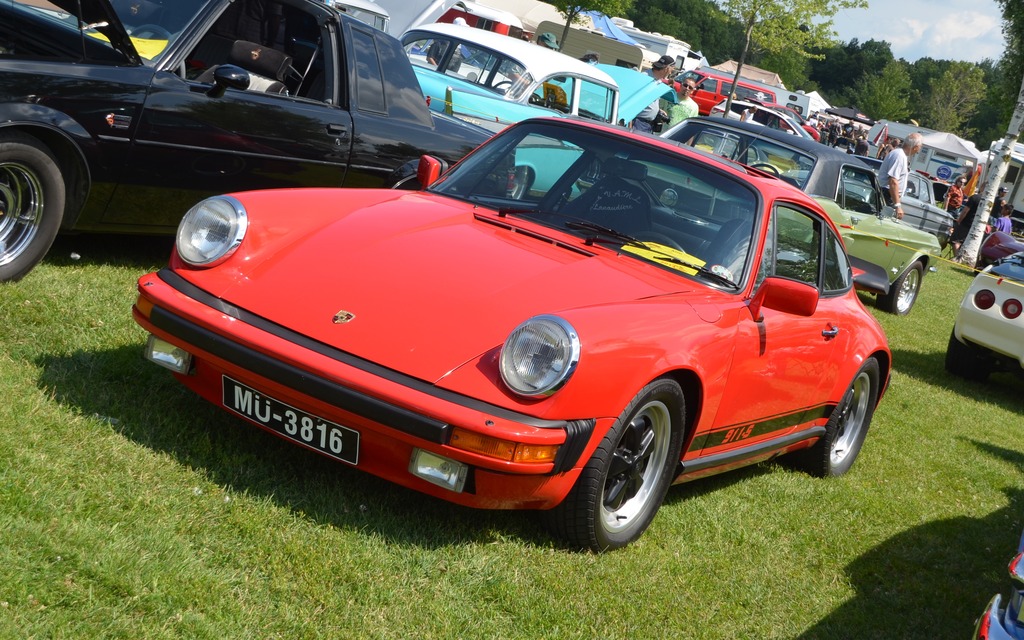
920, 131, 984, 162
806, 90, 830, 115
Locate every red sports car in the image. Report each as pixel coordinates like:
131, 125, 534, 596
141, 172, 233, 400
133, 118, 891, 551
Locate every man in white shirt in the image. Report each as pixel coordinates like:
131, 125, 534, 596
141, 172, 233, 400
877, 132, 923, 220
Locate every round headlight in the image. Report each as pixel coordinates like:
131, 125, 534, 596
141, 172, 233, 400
176, 196, 248, 266
499, 315, 580, 397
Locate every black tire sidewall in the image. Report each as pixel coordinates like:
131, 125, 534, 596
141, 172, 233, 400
0, 132, 65, 282
824, 358, 879, 476
879, 262, 923, 315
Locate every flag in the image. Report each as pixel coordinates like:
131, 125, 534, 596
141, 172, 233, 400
872, 124, 888, 146
964, 164, 982, 197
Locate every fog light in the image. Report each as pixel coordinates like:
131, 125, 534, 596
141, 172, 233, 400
409, 448, 468, 493
144, 335, 193, 374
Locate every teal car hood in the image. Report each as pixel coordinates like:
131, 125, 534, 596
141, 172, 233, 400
597, 64, 677, 122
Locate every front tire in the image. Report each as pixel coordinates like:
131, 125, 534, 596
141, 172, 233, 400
877, 262, 923, 315
543, 378, 685, 552
793, 358, 879, 477
0, 132, 66, 282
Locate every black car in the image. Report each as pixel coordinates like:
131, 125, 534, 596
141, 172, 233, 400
0, 0, 490, 281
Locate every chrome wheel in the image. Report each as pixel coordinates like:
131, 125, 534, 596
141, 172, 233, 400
894, 266, 921, 314
0, 160, 44, 269
600, 398, 671, 536
830, 369, 872, 467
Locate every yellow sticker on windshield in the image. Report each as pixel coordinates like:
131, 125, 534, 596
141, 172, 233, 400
621, 242, 705, 275
86, 32, 168, 60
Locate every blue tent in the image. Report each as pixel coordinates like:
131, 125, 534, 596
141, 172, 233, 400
580, 11, 638, 46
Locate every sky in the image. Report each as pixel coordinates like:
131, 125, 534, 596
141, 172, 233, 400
832, 0, 1006, 63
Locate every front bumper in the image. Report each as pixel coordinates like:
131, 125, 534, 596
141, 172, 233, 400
133, 269, 599, 510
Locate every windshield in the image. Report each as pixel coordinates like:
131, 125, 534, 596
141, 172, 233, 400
431, 122, 761, 288
7, 0, 213, 63
403, 33, 530, 98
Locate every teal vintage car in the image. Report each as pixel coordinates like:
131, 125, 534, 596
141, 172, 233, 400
401, 22, 674, 132
663, 117, 941, 315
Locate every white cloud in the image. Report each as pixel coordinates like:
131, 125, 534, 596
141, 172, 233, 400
833, 0, 1005, 63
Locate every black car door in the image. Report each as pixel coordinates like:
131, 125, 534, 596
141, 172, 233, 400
104, 0, 354, 231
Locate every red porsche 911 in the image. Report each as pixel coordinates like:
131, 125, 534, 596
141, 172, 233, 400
133, 118, 891, 551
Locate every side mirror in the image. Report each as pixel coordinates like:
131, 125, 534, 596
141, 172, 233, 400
417, 155, 446, 188
207, 65, 251, 98
748, 276, 819, 321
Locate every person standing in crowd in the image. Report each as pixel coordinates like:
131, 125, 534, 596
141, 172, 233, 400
632, 55, 674, 133
993, 185, 1008, 216
536, 32, 559, 51
951, 188, 985, 254
945, 175, 966, 216
854, 135, 869, 156
877, 133, 923, 220
666, 78, 699, 128
993, 203, 1015, 233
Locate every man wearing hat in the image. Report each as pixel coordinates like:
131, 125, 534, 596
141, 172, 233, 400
537, 32, 559, 50
994, 185, 1008, 217
632, 55, 675, 133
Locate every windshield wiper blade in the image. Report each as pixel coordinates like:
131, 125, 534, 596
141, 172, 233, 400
565, 221, 739, 289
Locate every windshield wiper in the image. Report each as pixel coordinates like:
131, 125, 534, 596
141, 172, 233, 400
564, 221, 739, 289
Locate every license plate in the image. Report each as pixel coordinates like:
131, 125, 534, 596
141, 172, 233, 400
222, 376, 359, 465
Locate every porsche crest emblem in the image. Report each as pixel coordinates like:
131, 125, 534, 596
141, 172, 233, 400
250, 48, 262, 61
332, 310, 355, 324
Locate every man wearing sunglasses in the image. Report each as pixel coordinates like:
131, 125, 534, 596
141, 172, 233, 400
666, 80, 700, 129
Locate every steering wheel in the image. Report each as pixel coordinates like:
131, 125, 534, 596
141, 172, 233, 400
492, 80, 513, 93
632, 232, 687, 252
750, 163, 781, 177
130, 24, 172, 40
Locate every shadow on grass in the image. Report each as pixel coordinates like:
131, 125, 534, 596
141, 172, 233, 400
796, 441, 1024, 639
34, 344, 539, 551
45, 233, 175, 272
890, 346, 1024, 413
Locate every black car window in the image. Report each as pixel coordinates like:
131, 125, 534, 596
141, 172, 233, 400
2, 0, 131, 63
351, 27, 386, 113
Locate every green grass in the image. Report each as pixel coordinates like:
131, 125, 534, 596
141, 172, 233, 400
2, 235, 1023, 639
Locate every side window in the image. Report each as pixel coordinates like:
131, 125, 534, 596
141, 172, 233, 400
823, 227, 852, 293
838, 165, 880, 215
351, 28, 386, 113
531, 76, 574, 114
404, 37, 444, 69
578, 81, 615, 122
771, 205, 821, 286
905, 173, 923, 200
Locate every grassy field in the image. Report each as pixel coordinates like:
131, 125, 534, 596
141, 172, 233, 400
2, 234, 1023, 639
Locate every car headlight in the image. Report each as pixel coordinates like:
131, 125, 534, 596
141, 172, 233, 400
499, 315, 580, 397
176, 196, 248, 267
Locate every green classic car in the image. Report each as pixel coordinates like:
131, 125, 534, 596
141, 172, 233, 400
663, 117, 941, 314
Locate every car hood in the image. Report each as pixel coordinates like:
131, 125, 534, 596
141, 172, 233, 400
49, 0, 142, 64
598, 64, 677, 122
208, 191, 692, 383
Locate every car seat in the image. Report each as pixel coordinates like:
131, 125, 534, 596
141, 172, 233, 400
563, 158, 652, 234
195, 40, 293, 93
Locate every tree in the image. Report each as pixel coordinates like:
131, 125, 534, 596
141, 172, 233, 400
717, 0, 868, 114
958, 73, 1024, 266
923, 62, 986, 137
547, 0, 633, 52
847, 60, 912, 121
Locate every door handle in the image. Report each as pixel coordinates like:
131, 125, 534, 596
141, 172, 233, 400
822, 324, 840, 339
326, 123, 347, 137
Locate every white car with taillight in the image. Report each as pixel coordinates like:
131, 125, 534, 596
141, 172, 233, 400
946, 251, 1024, 381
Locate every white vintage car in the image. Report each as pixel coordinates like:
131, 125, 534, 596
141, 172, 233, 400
401, 22, 672, 131
946, 251, 1024, 381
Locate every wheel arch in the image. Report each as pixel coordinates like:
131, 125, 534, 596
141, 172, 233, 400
0, 120, 91, 231
659, 367, 703, 454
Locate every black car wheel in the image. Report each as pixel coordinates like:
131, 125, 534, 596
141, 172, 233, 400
944, 330, 992, 381
0, 132, 66, 282
543, 378, 685, 552
878, 261, 923, 315
792, 358, 879, 477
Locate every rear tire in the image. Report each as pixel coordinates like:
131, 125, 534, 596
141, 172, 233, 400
0, 132, 66, 282
944, 330, 992, 381
877, 262, 923, 315
792, 358, 879, 477
543, 378, 685, 552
